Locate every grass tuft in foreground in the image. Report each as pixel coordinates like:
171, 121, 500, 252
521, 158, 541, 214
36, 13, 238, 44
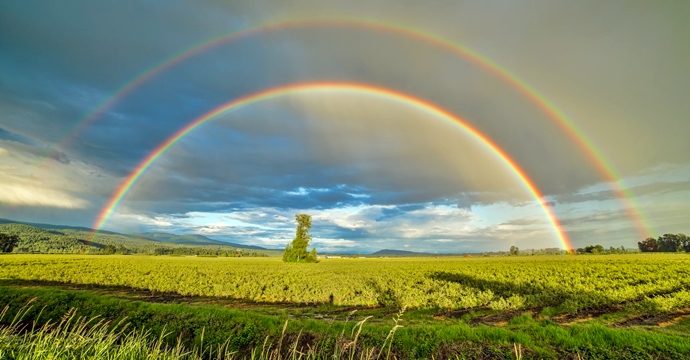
0, 302, 408, 360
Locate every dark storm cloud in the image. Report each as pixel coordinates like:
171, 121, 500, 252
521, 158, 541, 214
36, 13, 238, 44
314, 223, 374, 241
375, 204, 427, 221
454, 192, 525, 210
0, 79, 84, 147
2, 0, 599, 198
0, 128, 34, 146
554, 181, 690, 205
0, 0, 280, 177
558, 210, 633, 229
0, 1, 237, 88
0, 125, 71, 165
0, 205, 96, 228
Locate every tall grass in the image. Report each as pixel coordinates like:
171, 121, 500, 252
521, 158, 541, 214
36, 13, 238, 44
0, 303, 401, 360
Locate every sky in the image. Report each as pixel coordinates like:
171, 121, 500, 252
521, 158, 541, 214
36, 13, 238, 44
1, 1, 688, 253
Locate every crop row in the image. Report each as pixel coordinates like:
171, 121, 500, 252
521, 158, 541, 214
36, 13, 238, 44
1, 254, 689, 313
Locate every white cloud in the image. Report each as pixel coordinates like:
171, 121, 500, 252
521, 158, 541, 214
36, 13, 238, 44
0, 182, 87, 208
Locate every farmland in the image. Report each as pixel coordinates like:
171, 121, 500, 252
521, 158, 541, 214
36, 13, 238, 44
1, 254, 690, 358
2, 254, 690, 313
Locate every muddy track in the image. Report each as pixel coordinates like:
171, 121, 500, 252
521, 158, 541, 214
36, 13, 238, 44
615, 311, 690, 328
438, 301, 690, 329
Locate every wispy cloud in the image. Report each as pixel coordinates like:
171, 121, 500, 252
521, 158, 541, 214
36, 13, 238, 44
0, 176, 87, 209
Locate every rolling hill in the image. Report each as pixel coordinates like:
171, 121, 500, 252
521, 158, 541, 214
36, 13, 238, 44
134, 232, 267, 250
0, 218, 277, 256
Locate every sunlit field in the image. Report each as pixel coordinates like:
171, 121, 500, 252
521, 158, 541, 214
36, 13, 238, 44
2, 254, 690, 312
2, 253, 690, 359
3, 0, 689, 358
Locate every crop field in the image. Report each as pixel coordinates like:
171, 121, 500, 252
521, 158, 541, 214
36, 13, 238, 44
2, 254, 690, 313
2, 254, 690, 359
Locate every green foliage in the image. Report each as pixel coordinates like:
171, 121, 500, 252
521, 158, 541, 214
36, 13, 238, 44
281, 244, 292, 262
2, 254, 690, 314
102, 244, 129, 255
0, 233, 19, 253
0, 223, 275, 257
607, 245, 628, 254
0, 305, 193, 359
585, 244, 605, 254
571, 244, 631, 255
638, 233, 690, 252
638, 237, 660, 252
2, 288, 690, 359
0, 224, 88, 253
282, 214, 317, 263
575, 244, 605, 254
509, 245, 519, 256
3, 254, 690, 358
0, 290, 410, 359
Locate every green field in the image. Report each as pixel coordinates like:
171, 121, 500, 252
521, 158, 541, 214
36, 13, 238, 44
1, 254, 690, 359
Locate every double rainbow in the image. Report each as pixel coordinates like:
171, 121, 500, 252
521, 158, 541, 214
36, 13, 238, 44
91, 82, 571, 249
55, 18, 650, 247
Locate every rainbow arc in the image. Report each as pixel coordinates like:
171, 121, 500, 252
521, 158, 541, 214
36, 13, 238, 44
91, 82, 572, 249
35, 17, 648, 242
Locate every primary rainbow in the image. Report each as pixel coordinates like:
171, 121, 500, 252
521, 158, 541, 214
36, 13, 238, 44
91, 82, 572, 249
50, 17, 650, 239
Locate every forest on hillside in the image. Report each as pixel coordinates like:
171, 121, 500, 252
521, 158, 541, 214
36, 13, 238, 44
0, 223, 276, 257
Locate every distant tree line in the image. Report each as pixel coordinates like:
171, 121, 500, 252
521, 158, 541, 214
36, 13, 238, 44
572, 244, 630, 254
145, 246, 268, 257
507, 245, 631, 256
1, 224, 89, 253
638, 233, 690, 253
0, 224, 271, 257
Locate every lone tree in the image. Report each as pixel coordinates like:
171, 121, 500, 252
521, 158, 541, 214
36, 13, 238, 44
0, 233, 19, 253
509, 245, 519, 256
283, 214, 317, 263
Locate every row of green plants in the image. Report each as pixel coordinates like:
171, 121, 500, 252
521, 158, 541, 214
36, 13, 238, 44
1, 254, 689, 314
0, 302, 402, 360
1, 287, 689, 359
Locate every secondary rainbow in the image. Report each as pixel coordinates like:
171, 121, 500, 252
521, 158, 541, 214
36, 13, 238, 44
91, 82, 572, 250
44, 18, 653, 239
